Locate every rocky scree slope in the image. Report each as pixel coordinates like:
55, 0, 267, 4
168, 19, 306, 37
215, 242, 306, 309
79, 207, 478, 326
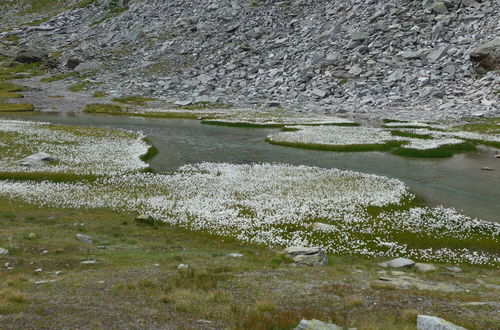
1, 0, 499, 120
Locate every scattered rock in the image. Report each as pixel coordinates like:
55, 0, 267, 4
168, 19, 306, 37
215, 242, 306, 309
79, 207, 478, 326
481, 167, 493, 171
177, 263, 189, 269
283, 247, 327, 266
350, 31, 367, 42
415, 263, 438, 272
295, 319, 353, 330
375, 272, 460, 292
174, 100, 192, 106
378, 257, 415, 268
28, 232, 37, 239
427, 46, 449, 62
0, 247, 9, 255
81, 260, 98, 264
135, 214, 158, 226
227, 253, 244, 258
311, 89, 328, 98
470, 37, 500, 71
35, 268, 43, 273
417, 315, 467, 330
74, 61, 102, 72
445, 266, 462, 272
461, 301, 500, 308
76, 233, 93, 245
431, 2, 448, 14
34, 280, 57, 284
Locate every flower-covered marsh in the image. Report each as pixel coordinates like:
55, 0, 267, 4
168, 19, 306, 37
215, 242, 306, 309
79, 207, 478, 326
0, 162, 498, 266
0, 119, 150, 175
267, 125, 499, 156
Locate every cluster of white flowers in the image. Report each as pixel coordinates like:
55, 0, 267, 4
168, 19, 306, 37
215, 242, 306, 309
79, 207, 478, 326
0, 119, 150, 175
267, 126, 402, 146
382, 121, 447, 129
405, 128, 500, 145
402, 137, 465, 150
0, 162, 497, 266
267, 125, 500, 152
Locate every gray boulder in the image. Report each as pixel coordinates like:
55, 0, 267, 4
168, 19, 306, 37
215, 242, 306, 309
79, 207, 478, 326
75, 61, 102, 72
295, 319, 346, 330
283, 247, 327, 266
417, 315, 467, 330
15, 47, 47, 64
470, 38, 500, 71
76, 234, 93, 245
379, 257, 415, 268
18, 152, 54, 167
0, 247, 9, 255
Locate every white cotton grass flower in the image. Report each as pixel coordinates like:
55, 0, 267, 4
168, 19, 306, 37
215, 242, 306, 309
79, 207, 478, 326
0, 162, 497, 266
0, 119, 150, 175
267, 126, 402, 146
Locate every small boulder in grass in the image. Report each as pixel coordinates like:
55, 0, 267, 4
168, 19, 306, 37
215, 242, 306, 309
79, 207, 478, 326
417, 315, 467, 330
135, 214, 157, 226
283, 247, 328, 266
379, 257, 415, 268
415, 263, 438, 272
0, 247, 9, 255
76, 234, 93, 245
295, 319, 354, 330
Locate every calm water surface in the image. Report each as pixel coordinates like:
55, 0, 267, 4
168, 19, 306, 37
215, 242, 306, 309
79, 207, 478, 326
3, 112, 499, 222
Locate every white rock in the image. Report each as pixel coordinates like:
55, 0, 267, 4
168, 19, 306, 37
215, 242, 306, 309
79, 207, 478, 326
76, 234, 93, 244
227, 253, 244, 258
81, 260, 97, 264
295, 319, 353, 330
177, 264, 189, 269
417, 315, 467, 330
0, 247, 9, 255
415, 263, 438, 272
379, 257, 415, 268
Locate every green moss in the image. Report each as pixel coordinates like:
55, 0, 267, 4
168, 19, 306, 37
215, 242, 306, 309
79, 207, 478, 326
177, 102, 234, 110
0, 172, 99, 183
383, 119, 408, 124
0, 103, 34, 112
0, 82, 25, 92
453, 117, 500, 134
139, 138, 158, 162
0, 92, 23, 99
84, 103, 124, 113
392, 142, 476, 158
266, 139, 404, 152
390, 130, 433, 140
68, 80, 101, 92
112, 96, 157, 106
3, 35, 20, 43
93, 91, 108, 98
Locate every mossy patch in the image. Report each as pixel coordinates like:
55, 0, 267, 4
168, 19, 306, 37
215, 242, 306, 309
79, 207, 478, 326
266, 138, 405, 152
0, 92, 23, 99
84, 103, 124, 114
0, 82, 25, 92
392, 142, 477, 158
0, 103, 34, 112
112, 96, 157, 106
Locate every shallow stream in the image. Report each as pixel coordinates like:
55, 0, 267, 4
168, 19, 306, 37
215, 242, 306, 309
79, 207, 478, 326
2, 112, 499, 222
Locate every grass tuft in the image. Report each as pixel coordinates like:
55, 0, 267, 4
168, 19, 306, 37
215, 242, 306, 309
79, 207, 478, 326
0, 103, 34, 112
392, 142, 476, 158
